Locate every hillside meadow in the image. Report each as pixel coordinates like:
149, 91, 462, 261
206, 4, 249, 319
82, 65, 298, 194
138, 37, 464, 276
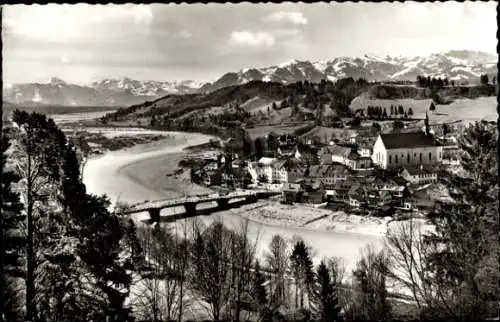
350, 96, 497, 124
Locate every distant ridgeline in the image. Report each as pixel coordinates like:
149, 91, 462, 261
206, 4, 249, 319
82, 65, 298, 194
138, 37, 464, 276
100, 76, 497, 136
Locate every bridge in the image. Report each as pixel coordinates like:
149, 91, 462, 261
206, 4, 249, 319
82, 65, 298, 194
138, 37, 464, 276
117, 189, 281, 223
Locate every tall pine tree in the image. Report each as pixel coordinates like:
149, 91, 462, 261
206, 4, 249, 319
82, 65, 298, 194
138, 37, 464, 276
1, 125, 25, 322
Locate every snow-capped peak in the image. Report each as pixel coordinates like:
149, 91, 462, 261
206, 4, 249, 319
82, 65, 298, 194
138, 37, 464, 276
278, 59, 300, 68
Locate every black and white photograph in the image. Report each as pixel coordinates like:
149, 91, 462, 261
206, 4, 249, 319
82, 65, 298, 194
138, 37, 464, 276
1, 2, 498, 322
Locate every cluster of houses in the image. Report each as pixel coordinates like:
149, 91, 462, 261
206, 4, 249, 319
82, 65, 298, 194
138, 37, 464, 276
189, 115, 460, 215
245, 121, 459, 214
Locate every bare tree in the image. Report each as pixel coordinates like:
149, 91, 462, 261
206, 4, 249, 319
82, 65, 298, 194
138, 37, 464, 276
174, 221, 191, 322
230, 219, 259, 321
264, 235, 290, 308
385, 220, 434, 311
346, 245, 391, 321
133, 225, 166, 322
191, 220, 234, 321
324, 256, 349, 313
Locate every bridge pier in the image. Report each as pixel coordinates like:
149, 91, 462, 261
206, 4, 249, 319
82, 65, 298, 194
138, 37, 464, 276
184, 202, 197, 216
216, 198, 229, 209
149, 208, 161, 223
245, 195, 258, 203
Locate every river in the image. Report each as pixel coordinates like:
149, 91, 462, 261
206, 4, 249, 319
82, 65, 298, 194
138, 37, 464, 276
79, 127, 383, 273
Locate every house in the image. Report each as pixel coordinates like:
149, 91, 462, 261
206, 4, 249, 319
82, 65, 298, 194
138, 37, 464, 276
407, 188, 437, 211
320, 151, 334, 165
247, 157, 288, 184
330, 145, 353, 165
400, 165, 438, 185
295, 144, 319, 165
348, 184, 368, 208
366, 189, 392, 208
372, 131, 443, 169
308, 164, 351, 188
282, 183, 303, 204
356, 136, 378, 158
280, 157, 306, 183
345, 151, 372, 171
299, 179, 325, 204
318, 146, 335, 165
327, 179, 356, 202
277, 145, 296, 157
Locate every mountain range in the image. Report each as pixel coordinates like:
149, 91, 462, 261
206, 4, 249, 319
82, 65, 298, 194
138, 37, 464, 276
3, 50, 497, 107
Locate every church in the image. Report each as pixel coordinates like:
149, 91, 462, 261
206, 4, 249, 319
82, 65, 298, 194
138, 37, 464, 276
371, 113, 443, 169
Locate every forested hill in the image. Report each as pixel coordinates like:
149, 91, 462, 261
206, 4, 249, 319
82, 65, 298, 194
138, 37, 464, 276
102, 77, 497, 133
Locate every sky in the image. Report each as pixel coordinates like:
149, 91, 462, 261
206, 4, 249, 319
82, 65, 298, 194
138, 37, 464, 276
2, 2, 497, 85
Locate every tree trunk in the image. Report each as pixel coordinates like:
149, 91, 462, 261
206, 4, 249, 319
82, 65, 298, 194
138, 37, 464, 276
26, 148, 35, 322
177, 276, 184, 322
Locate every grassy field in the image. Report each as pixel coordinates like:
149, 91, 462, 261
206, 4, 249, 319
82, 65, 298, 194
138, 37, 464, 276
301, 126, 358, 141
350, 96, 496, 124
246, 123, 307, 139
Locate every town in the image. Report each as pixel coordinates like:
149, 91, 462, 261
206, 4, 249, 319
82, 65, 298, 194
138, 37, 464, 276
185, 110, 461, 219
2, 2, 498, 322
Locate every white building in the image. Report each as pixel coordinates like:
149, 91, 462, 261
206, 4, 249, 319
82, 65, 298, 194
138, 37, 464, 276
400, 165, 438, 185
247, 157, 288, 184
372, 131, 443, 169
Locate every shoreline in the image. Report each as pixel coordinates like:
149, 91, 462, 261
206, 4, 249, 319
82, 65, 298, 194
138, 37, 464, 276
82, 129, 215, 205
228, 201, 393, 238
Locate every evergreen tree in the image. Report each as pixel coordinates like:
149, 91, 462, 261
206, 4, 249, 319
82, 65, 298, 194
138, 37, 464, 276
408, 108, 414, 117
11, 110, 67, 322
442, 123, 450, 137
421, 121, 499, 320
315, 261, 341, 322
0, 126, 25, 322
424, 111, 431, 135
267, 132, 279, 153
11, 111, 135, 322
290, 240, 315, 310
480, 74, 489, 85
429, 102, 436, 111
349, 247, 390, 321
255, 138, 264, 160
242, 135, 252, 157
398, 105, 404, 115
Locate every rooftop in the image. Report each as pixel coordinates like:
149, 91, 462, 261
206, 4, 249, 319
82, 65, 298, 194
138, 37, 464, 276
380, 131, 442, 149
329, 145, 352, 157
402, 164, 437, 175
258, 157, 276, 165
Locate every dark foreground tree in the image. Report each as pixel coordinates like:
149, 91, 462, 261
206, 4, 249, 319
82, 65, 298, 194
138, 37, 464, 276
10, 110, 135, 322
346, 246, 390, 321
1, 125, 25, 322
315, 261, 341, 322
290, 239, 315, 310
386, 121, 499, 321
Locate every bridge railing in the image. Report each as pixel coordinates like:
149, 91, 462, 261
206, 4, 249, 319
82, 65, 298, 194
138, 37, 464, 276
124, 189, 280, 213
